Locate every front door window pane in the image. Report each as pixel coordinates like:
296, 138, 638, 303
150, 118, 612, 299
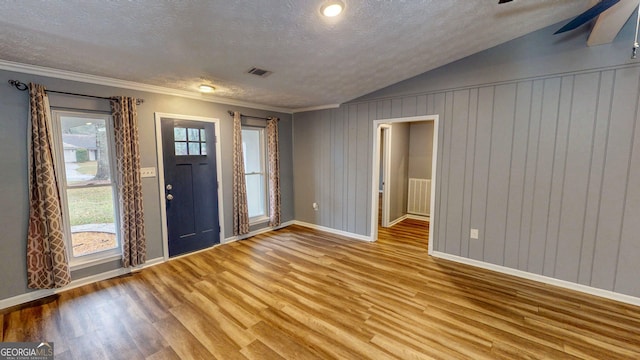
188, 128, 200, 141
188, 142, 201, 155
174, 127, 187, 141
175, 142, 188, 155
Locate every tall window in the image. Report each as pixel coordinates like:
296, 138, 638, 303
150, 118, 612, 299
51, 110, 121, 266
242, 127, 269, 223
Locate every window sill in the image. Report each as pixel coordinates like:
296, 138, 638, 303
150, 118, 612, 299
249, 216, 270, 226
70, 252, 122, 271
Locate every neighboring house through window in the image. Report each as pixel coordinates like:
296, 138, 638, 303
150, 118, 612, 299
51, 110, 121, 268
242, 127, 269, 223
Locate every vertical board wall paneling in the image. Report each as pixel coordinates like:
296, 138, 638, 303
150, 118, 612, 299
468, 87, 494, 260
615, 69, 640, 295
554, 72, 600, 282
312, 111, 321, 225
391, 98, 402, 118
504, 81, 533, 269
321, 109, 332, 227
578, 70, 614, 286
355, 103, 369, 235
444, 90, 470, 255
461, 88, 479, 258
342, 105, 350, 230
528, 77, 561, 275
293, 108, 312, 224
437, 92, 454, 253
519, 79, 545, 271
485, 83, 517, 265
543, 76, 574, 277
331, 109, 345, 230
347, 105, 358, 233
591, 67, 640, 290
417, 95, 428, 116
310, 111, 319, 224
367, 102, 376, 234
402, 96, 418, 117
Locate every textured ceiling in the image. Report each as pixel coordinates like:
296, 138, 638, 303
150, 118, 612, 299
0, 0, 591, 110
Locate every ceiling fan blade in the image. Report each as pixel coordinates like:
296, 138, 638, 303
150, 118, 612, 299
554, 0, 621, 34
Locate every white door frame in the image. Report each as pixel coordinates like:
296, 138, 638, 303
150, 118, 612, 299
379, 125, 391, 228
370, 115, 439, 255
154, 113, 226, 261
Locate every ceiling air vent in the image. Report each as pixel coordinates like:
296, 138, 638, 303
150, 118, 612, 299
247, 67, 272, 77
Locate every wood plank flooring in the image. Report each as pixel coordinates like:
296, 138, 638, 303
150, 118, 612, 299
2, 220, 640, 359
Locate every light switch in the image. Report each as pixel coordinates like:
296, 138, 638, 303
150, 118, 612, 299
470, 228, 479, 240
140, 167, 156, 178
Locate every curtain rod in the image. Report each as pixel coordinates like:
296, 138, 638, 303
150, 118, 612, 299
8, 80, 144, 105
227, 110, 278, 121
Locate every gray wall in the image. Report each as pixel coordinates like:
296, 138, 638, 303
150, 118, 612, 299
0, 69, 294, 301
388, 122, 410, 222
292, 18, 640, 298
408, 121, 433, 179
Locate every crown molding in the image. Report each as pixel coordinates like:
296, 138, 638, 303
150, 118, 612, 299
0, 59, 293, 114
292, 103, 341, 113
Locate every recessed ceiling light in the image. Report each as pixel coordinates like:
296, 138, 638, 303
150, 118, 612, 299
199, 84, 215, 93
321, 1, 344, 17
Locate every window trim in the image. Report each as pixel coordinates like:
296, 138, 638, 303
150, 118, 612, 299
242, 126, 270, 224
50, 110, 122, 269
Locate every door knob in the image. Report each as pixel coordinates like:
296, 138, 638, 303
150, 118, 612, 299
166, 194, 174, 200
166, 184, 173, 191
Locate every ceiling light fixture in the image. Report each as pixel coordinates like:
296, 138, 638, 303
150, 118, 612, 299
321, 1, 344, 17
199, 84, 215, 93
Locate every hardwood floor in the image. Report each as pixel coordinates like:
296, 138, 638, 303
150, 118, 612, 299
2, 220, 640, 359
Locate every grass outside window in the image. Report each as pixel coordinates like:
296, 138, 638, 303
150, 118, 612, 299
67, 186, 115, 226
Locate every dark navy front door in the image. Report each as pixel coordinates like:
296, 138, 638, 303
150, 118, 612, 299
161, 118, 220, 257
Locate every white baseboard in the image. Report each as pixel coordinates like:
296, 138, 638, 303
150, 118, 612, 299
0, 257, 165, 311
407, 214, 429, 221
223, 220, 295, 243
388, 214, 408, 227
294, 221, 374, 242
430, 251, 640, 307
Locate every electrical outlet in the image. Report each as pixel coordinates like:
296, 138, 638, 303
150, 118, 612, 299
140, 167, 156, 178
312, 202, 319, 211
470, 228, 479, 240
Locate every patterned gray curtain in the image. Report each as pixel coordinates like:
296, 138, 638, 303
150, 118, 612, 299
111, 97, 146, 267
233, 111, 250, 235
266, 118, 281, 227
26, 83, 71, 289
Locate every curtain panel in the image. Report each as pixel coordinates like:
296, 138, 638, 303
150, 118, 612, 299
266, 118, 281, 227
111, 97, 146, 267
233, 111, 250, 235
26, 83, 71, 289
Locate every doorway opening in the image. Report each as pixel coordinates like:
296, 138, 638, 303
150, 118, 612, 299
370, 115, 438, 254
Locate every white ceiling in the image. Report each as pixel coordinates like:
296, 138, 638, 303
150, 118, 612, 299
0, 0, 592, 111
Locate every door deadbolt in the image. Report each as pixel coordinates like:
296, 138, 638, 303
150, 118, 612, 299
166, 184, 173, 191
